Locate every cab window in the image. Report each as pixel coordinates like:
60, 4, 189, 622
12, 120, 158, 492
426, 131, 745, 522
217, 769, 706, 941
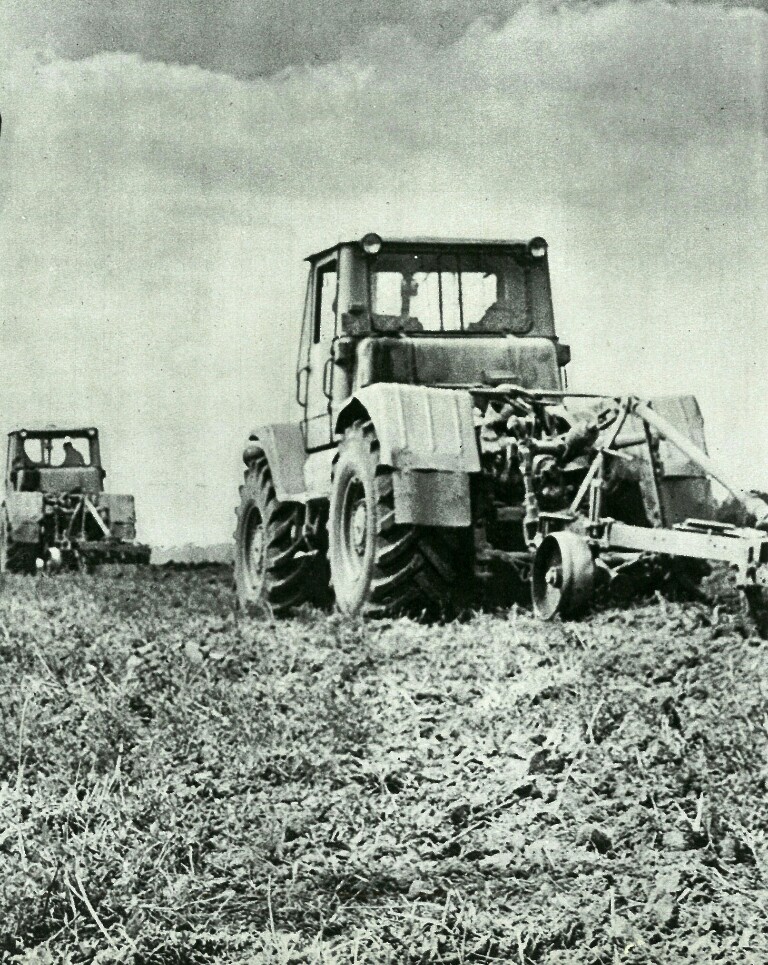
368, 250, 532, 334
313, 263, 338, 343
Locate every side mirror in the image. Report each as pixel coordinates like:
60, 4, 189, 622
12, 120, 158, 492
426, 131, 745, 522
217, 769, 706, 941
556, 342, 571, 367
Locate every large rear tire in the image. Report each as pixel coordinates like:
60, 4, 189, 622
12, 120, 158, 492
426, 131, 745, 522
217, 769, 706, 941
329, 421, 473, 618
0, 511, 38, 575
743, 585, 768, 639
234, 450, 329, 614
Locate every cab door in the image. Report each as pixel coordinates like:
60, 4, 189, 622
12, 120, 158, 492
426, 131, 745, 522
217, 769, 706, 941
300, 254, 338, 450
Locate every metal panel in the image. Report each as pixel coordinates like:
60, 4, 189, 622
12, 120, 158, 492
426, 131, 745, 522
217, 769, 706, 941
38, 468, 102, 495
607, 394, 714, 526
409, 336, 559, 390
250, 422, 307, 502
604, 520, 765, 570
658, 478, 714, 527
502, 337, 560, 388
97, 493, 136, 524
5, 492, 43, 544
97, 494, 137, 538
303, 448, 336, 500
307, 237, 531, 264
393, 470, 471, 527
643, 395, 708, 477
337, 383, 481, 473
613, 394, 707, 477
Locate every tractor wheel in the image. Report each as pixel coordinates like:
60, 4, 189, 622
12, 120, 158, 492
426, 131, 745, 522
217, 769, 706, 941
328, 420, 474, 618
531, 531, 595, 621
0, 512, 38, 575
743, 585, 768, 639
234, 449, 329, 614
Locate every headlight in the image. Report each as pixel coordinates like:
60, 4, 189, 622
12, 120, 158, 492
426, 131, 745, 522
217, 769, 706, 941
360, 232, 383, 255
528, 237, 548, 259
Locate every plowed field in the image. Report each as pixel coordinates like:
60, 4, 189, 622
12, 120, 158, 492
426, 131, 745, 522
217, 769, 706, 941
1, 567, 766, 963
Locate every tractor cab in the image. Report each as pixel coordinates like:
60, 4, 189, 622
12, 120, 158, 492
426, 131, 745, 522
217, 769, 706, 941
6, 427, 104, 495
296, 234, 570, 449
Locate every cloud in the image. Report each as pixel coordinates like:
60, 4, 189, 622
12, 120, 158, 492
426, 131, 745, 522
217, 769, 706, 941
2, 0, 767, 78
0, 2, 765, 544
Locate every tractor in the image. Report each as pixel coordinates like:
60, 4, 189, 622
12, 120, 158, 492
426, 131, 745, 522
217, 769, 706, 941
0, 426, 151, 572
234, 234, 768, 631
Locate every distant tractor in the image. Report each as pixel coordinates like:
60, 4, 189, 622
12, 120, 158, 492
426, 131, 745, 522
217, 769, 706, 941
0, 426, 151, 572
234, 234, 768, 631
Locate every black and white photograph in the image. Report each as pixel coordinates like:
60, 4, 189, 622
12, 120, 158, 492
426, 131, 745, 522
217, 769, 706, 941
0, 0, 766, 960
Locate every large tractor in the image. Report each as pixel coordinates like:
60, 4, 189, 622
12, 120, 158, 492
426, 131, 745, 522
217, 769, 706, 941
234, 234, 768, 630
0, 426, 151, 572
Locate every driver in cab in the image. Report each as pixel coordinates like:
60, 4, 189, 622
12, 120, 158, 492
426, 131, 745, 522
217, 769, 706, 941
61, 437, 86, 468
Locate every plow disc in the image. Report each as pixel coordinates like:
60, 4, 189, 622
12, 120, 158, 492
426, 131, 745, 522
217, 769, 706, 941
532, 531, 595, 620
524, 392, 768, 634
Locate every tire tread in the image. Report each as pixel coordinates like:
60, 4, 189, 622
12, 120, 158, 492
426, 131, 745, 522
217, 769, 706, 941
235, 451, 330, 614
331, 420, 472, 618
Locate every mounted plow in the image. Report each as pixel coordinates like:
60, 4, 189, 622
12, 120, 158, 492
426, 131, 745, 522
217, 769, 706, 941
524, 391, 768, 633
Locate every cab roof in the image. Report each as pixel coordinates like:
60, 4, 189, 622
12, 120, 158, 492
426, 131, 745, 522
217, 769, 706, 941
8, 426, 99, 439
306, 236, 533, 264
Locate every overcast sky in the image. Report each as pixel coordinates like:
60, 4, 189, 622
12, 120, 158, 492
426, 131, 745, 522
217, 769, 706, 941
0, 0, 766, 546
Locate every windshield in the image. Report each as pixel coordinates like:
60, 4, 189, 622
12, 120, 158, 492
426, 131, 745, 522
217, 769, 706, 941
19, 436, 92, 467
368, 249, 533, 334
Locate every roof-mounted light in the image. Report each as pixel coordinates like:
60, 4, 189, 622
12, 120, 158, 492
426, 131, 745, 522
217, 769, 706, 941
360, 232, 383, 256
528, 237, 548, 259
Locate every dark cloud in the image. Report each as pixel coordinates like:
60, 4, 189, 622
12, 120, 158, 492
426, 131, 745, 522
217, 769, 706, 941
5, 0, 515, 77
3, 0, 767, 78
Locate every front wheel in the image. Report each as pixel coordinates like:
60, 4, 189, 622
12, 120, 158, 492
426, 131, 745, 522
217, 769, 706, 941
234, 450, 329, 614
531, 531, 595, 620
329, 420, 473, 618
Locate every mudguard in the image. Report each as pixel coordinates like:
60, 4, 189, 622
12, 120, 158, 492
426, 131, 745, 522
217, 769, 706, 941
245, 422, 307, 502
335, 384, 479, 528
5, 492, 43, 544
97, 494, 138, 540
335, 384, 481, 473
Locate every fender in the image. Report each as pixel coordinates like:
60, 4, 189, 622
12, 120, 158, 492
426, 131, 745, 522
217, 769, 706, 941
244, 422, 307, 502
5, 492, 43, 544
97, 494, 138, 540
335, 384, 478, 528
335, 383, 481, 473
